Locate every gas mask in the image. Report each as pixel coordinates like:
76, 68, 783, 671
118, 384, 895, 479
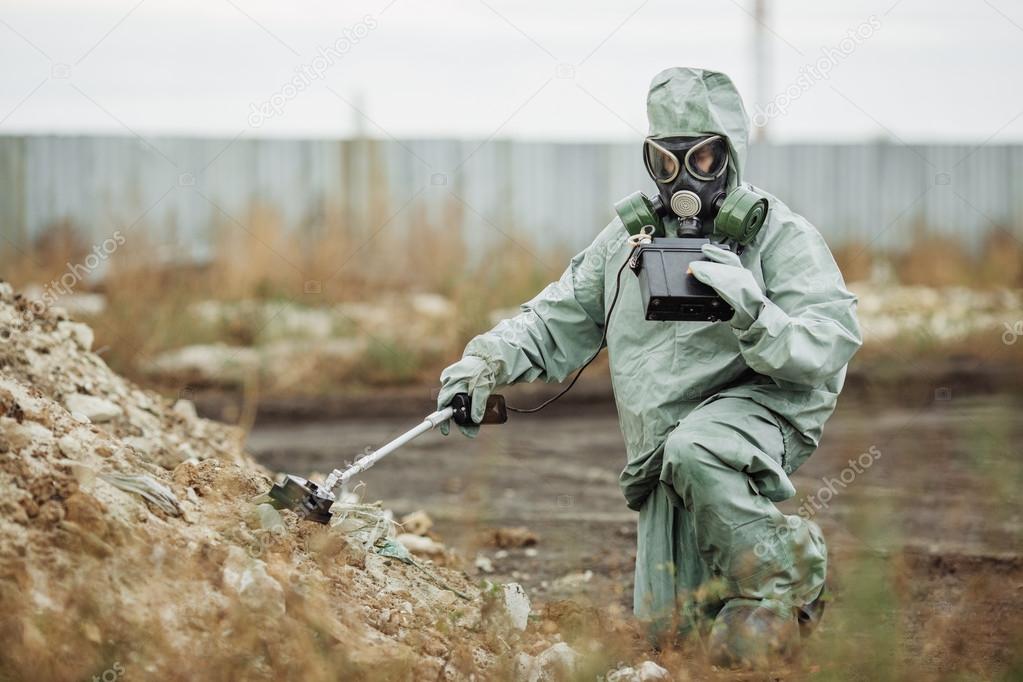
611, 133, 770, 323
644, 135, 729, 236
614, 135, 769, 246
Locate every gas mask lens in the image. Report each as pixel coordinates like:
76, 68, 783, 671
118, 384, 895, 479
684, 136, 727, 180
643, 139, 680, 183
644, 136, 728, 184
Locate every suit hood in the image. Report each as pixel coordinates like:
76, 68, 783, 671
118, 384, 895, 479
646, 67, 751, 187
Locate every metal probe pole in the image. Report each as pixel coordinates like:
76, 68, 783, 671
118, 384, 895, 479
322, 407, 454, 497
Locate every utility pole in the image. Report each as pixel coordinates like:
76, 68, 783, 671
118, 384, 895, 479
753, 0, 770, 143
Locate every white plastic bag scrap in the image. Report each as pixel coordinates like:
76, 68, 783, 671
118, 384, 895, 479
329, 500, 396, 550
101, 472, 182, 516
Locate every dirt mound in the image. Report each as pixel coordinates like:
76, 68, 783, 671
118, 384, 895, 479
0, 283, 629, 681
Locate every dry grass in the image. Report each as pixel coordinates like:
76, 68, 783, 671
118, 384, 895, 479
1, 205, 568, 383
834, 226, 1023, 290
3, 214, 1021, 389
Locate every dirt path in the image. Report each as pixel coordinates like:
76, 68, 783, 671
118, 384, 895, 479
248, 393, 1023, 678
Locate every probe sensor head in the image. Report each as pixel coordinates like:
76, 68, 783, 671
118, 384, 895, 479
267, 475, 334, 524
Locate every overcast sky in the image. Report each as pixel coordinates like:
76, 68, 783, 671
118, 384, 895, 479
1, 0, 1022, 142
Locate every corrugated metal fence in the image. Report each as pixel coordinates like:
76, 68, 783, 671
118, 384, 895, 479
1, 135, 1021, 261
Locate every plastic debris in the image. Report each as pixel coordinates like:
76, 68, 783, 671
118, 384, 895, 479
376, 537, 415, 564
329, 500, 396, 550
377, 538, 470, 601
101, 472, 182, 516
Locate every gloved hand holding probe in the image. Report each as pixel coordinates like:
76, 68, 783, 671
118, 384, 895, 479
436, 356, 496, 438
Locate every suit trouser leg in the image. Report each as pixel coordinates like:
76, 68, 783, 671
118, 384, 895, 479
633, 397, 826, 636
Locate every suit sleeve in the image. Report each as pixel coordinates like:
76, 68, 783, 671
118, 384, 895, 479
735, 216, 863, 388
462, 222, 623, 386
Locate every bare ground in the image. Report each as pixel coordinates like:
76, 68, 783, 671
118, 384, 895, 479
249, 388, 1023, 679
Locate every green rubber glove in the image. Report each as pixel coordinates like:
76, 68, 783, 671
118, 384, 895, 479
688, 243, 765, 330
436, 356, 496, 438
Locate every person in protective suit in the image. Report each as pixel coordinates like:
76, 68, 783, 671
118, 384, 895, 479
437, 67, 862, 668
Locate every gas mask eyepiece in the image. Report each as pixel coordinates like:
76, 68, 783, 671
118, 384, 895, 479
643, 136, 729, 184
643, 135, 729, 235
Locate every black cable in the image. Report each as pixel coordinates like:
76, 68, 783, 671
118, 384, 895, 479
506, 244, 638, 414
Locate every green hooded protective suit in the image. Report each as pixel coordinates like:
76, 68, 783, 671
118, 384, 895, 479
438, 67, 862, 637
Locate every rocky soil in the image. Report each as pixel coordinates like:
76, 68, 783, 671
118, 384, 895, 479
0, 283, 655, 681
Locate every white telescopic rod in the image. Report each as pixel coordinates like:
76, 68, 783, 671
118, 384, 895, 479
323, 407, 454, 496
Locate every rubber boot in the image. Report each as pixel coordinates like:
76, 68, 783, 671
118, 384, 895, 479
706, 598, 800, 670
796, 584, 827, 639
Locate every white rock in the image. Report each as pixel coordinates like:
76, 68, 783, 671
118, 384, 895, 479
147, 344, 260, 385
58, 321, 95, 351
57, 434, 87, 459
3, 418, 54, 450
635, 661, 671, 681
474, 554, 494, 574
275, 307, 334, 340
222, 546, 286, 617
64, 394, 122, 423
502, 582, 531, 631
410, 293, 455, 319
606, 661, 671, 682
514, 652, 535, 681
122, 435, 157, 458
551, 570, 593, 592
172, 399, 198, 421
517, 643, 580, 682
317, 337, 368, 362
255, 503, 283, 531
57, 293, 106, 317
395, 533, 445, 556
67, 461, 98, 489
399, 509, 434, 536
